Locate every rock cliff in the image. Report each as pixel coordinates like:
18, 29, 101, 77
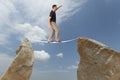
77, 37, 120, 80
0, 38, 34, 80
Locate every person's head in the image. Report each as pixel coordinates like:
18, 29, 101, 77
52, 4, 57, 11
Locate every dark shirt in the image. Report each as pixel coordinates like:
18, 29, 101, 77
49, 10, 56, 22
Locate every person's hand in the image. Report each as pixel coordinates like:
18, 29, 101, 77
57, 5, 63, 9
59, 5, 63, 8
48, 24, 51, 29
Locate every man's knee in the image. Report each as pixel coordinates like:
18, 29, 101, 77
54, 27, 59, 32
52, 29, 55, 33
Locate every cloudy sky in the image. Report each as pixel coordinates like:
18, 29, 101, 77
0, 0, 120, 80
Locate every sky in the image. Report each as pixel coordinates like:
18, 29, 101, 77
0, 0, 120, 80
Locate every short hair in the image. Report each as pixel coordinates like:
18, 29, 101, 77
52, 5, 57, 9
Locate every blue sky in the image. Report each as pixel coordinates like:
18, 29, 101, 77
0, 0, 120, 80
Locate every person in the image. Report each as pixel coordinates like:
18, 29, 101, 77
48, 4, 62, 43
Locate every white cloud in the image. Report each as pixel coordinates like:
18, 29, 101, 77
57, 0, 87, 23
56, 53, 63, 58
13, 0, 87, 25
0, 34, 9, 45
0, 53, 13, 76
0, 0, 16, 45
34, 50, 51, 61
67, 65, 78, 70
0, 0, 16, 25
0, 0, 87, 45
76, 61, 79, 65
67, 61, 79, 70
14, 23, 47, 43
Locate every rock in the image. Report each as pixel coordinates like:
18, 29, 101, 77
0, 38, 34, 80
77, 37, 120, 80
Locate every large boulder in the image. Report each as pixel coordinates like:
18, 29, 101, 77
0, 38, 34, 80
77, 37, 120, 80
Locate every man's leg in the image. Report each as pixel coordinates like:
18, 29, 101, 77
48, 26, 55, 42
51, 22, 61, 42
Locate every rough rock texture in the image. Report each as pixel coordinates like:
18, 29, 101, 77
77, 37, 120, 80
0, 38, 34, 80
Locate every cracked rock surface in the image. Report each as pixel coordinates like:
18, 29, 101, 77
77, 37, 120, 80
0, 38, 34, 80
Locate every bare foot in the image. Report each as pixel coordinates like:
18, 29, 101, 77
56, 40, 61, 42
48, 40, 54, 43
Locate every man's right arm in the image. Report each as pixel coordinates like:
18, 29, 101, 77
56, 5, 62, 11
48, 17, 51, 28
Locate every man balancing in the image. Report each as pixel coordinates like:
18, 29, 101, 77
48, 4, 62, 43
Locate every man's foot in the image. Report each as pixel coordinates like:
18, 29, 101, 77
48, 40, 54, 43
56, 40, 61, 42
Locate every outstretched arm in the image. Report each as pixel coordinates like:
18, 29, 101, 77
56, 5, 62, 10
